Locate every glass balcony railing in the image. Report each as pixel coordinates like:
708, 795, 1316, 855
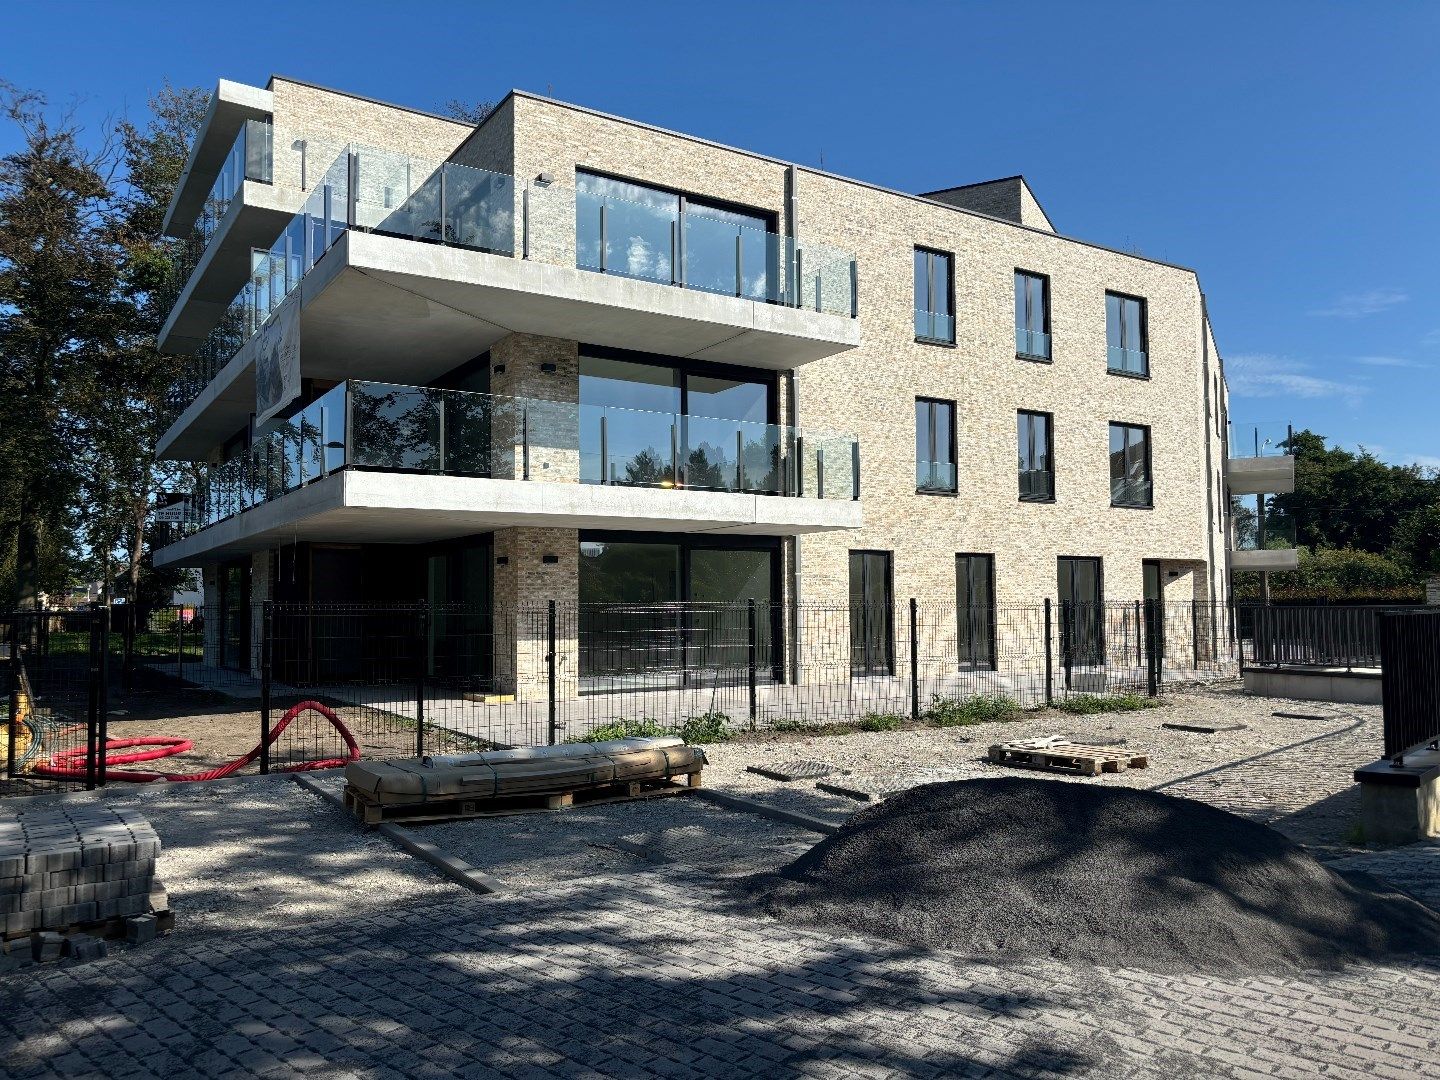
171, 119, 274, 289
1107, 345, 1148, 377
1016, 326, 1050, 360
1019, 468, 1054, 501
915, 461, 957, 493
171, 381, 860, 535
164, 141, 860, 431
914, 309, 954, 343
1231, 503, 1297, 551
1110, 477, 1153, 508
1229, 422, 1294, 458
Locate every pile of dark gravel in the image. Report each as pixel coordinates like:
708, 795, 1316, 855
751, 778, 1440, 972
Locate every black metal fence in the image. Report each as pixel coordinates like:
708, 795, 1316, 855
1377, 609, 1440, 763
1242, 604, 1413, 670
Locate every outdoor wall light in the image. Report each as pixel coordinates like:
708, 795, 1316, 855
536, 171, 554, 186
492, 363, 506, 375
495, 556, 509, 566
542, 554, 560, 564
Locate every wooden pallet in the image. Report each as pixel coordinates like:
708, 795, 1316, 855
343, 771, 703, 825
988, 741, 1148, 777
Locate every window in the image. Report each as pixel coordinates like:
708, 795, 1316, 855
956, 554, 995, 670
1015, 271, 1050, 360
1057, 556, 1104, 665
1106, 292, 1148, 376
913, 247, 954, 344
915, 398, 957, 493
1109, 423, 1152, 507
1017, 410, 1054, 501
849, 550, 893, 676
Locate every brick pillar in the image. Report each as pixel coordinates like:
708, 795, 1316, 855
201, 566, 221, 668
249, 550, 274, 679
487, 334, 580, 482
492, 528, 579, 702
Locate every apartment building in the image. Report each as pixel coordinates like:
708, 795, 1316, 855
152, 76, 1277, 695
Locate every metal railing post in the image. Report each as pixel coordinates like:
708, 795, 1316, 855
1062, 600, 1073, 691
735, 233, 743, 297
747, 598, 759, 731
599, 203, 608, 273
259, 602, 273, 775
736, 430, 745, 492
547, 600, 559, 746
521, 405, 531, 480
98, 608, 110, 788
1192, 602, 1201, 670
522, 185, 530, 259
852, 442, 861, 501
1043, 599, 1054, 707
599, 414, 609, 484
416, 602, 428, 759
909, 598, 920, 722
5, 616, 18, 779
1134, 600, 1143, 669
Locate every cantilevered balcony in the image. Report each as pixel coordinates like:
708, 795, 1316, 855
153, 381, 861, 568
157, 144, 860, 457
1227, 422, 1296, 496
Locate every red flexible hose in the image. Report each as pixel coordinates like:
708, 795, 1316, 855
30, 700, 360, 783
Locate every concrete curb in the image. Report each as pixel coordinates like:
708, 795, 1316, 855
695, 789, 841, 835
292, 774, 507, 895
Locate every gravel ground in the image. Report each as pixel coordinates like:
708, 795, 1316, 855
3, 777, 469, 944
699, 686, 1380, 852
749, 777, 1440, 974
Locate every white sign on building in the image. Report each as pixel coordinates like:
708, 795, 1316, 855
255, 296, 301, 427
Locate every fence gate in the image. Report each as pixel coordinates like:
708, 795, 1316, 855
4, 609, 109, 791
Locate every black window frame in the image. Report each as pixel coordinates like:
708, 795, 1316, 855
1014, 269, 1051, 362
914, 396, 958, 495
849, 549, 895, 677
955, 552, 997, 671
1017, 409, 1055, 503
913, 246, 956, 346
1105, 290, 1149, 378
1109, 421, 1153, 509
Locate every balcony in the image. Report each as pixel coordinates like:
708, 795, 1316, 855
153, 381, 861, 567
1111, 477, 1153, 509
1231, 501, 1299, 571
1107, 345, 1148, 377
159, 144, 861, 457
1227, 422, 1296, 495
170, 119, 275, 287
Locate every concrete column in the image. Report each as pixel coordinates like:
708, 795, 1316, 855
487, 333, 580, 482
491, 527, 579, 702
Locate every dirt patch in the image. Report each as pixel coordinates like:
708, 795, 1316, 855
748, 777, 1440, 973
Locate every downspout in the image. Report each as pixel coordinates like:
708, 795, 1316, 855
1199, 293, 1217, 607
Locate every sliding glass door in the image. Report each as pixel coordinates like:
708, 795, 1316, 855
956, 554, 995, 670
849, 550, 893, 676
1057, 556, 1104, 665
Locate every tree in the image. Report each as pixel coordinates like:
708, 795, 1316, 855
0, 84, 121, 608
443, 99, 497, 125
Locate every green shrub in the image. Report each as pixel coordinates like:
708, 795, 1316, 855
569, 718, 668, 742
677, 710, 733, 744
922, 694, 1020, 726
1053, 692, 1160, 715
569, 711, 734, 745
857, 711, 906, 732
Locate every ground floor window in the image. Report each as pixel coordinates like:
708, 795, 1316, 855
578, 531, 779, 680
956, 553, 995, 670
1057, 556, 1104, 665
849, 550, 893, 676
218, 560, 250, 671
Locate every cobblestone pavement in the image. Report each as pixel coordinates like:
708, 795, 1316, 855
4, 870, 1440, 1080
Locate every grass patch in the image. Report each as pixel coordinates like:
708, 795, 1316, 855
857, 711, 906, 732
922, 694, 1021, 727
569, 711, 734, 745
1052, 692, 1161, 715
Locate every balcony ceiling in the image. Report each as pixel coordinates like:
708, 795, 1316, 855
153, 471, 862, 568
163, 81, 273, 239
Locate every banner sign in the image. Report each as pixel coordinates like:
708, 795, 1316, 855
255, 297, 301, 427
153, 503, 189, 524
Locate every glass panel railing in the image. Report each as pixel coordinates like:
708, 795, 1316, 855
1016, 326, 1051, 359
915, 309, 955, 343
1229, 422, 1294, 458
1019, 469, 1054, 501
1111, 477, 1153, 507
1107, 345, 1148, 376
1231, 499, 1297, 550
175, 382, 859, 535
916, 461, 957, 493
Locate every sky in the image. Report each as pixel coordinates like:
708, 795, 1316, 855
4, 0, 1437, 469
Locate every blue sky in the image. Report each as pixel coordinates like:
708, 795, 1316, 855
4, 0, 1437, 468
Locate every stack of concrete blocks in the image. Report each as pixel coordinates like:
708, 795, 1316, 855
0, 804, 160, 936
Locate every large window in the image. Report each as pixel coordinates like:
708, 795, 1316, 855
1106, 292, 1148, 376
1017, 410, 1054, 502
574, 170, 778, 300
849, 550, 893, 676
913, 247, 954, 344
956, 553, 995, 670
1109, 422, 1153, 507
1057, 556, 1104, 665
1015, 271, 1050, 360
578, 533, 778, 681
578, 349, 778, 494
915, 398, 957, 494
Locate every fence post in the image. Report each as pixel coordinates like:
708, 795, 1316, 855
547, 600, 558, 746
1061, 601, 1073, 691
1145, 599, 1159, 697
85, 614, 101, 791
122, 606, 135, 692
909, 598, 920, 722
1191, 602, 1201, 670
1133, 600, 1143, 669
415, 602, 429, 759
747, 598, 759, 731
98, 607, 110, 788
259, 601, 273, 775
1043, 599, 1054, 707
